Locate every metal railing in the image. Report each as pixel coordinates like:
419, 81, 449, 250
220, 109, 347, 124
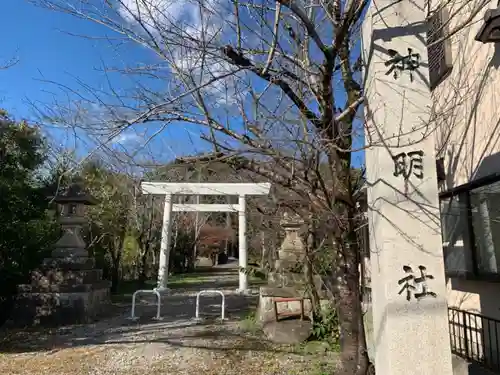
449, 307, 500, 372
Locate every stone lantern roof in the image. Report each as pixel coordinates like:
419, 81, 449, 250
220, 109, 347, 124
52, 182, 98, 205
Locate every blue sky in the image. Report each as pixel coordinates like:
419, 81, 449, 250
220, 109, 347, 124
1, 1, 117, 117
1, 0, 207, 163
1, 0, 365, 168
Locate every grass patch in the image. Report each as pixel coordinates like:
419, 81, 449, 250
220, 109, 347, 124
113, 266, 266, 303
239, 311, 260, 334
168, 273, 209, 285
249, 276, 267, 286
309, 361, 338, 375
295, 340, 339, 355
288, 344, 339, 375
115, 271, 216, 293
111, 273, 208, 302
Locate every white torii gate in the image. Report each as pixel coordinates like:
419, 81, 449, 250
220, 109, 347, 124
141, 182, 271, 293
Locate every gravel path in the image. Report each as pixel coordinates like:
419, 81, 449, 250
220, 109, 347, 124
0, 265, 337, 375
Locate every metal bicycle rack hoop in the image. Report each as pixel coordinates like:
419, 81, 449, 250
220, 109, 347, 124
128, 289, 162, 321
195, 290, 226, 321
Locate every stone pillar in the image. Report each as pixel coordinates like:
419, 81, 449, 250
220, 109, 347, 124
362, 2, 453, 374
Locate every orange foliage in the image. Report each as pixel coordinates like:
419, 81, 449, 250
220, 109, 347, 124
198, 225, 234, 248
196, 225, 235, 259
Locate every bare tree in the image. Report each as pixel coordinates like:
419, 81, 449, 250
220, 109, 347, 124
0, 54, 19, 70
25, 0, 491, 373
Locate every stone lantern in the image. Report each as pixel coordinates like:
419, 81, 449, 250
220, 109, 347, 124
257, 210, 327, 328
50, 183, 97, 261
13, 182, 111, 327
275, 212, 306, 272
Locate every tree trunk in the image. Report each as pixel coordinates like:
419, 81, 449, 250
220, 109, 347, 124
138, 243, 150, 284
305, 216, 321, 315
335, 265, 369, 374
210, 251, 217, 266
109, 238, 123, 294
334, 209, 369, 375
110, 263, 120, 294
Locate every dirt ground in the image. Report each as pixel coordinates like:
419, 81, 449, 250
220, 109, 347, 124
0, 264, 338, 375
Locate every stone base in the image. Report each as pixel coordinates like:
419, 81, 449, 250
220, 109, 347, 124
263, 319, 313, 344
13, 285, 111, 327
257, 286, 333, 324
11, 256, 111, 327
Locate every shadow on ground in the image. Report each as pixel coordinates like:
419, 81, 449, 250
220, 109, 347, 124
0, 266, 267, 355
0, 318, 297, 355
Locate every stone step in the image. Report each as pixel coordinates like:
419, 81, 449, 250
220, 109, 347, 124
18, 280, 111, 294
30, 269, 103, 286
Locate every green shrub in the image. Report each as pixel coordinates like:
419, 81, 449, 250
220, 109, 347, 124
311, 306, 340, 345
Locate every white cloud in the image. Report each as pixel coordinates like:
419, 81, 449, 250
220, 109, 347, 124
118, 0, 196, 33
117, 0, 244, 107
113, 132, 142, 146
